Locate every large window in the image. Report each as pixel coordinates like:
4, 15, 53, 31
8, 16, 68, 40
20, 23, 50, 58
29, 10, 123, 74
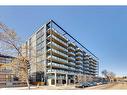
36, 27, 44, 39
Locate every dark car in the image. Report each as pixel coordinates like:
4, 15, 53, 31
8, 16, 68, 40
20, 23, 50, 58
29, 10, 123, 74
89, 82, 97, 86
102, 81, 108, 84
75, 82, 90, 88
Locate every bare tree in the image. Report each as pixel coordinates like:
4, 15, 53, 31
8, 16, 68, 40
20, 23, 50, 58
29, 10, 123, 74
101, 70, 108, 78
0, 22, 30, 89
101, 70, 116, 82
108, 71, 116, 82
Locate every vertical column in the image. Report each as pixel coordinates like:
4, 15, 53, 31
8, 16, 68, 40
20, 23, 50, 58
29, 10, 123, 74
60, 75, 63, 86
66, 74, 68, 86
74, 75, 75, 85
44, 24, 47, 84
50, 21, 53, 72
55, 72, 57, 86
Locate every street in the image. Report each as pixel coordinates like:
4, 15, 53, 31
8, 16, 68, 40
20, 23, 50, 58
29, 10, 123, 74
29, 82, 127, 90
84, 82, 127, 90
0, 82, 127, 90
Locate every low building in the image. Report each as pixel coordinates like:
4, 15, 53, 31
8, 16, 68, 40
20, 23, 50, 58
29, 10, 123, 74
0, 53, 24, 87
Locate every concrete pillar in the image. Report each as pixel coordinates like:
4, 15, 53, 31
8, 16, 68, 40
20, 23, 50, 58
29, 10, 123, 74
61, 78, 63, 86
74, 75, 75, 85
55, 72, 57, 86
66, 74, 68, 86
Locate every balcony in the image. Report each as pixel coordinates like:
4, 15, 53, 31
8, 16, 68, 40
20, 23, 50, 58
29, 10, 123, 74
47, 69, 69, 74
47, 34, 67, 48
76, 56, 83, 60
68, 52, 75, 56
68, 57, 75, 61
84, 60, 89, 63
83, 64, 89, 67
83, 57, 89, 60
78, 65, 83, 69
90, 59, 97, 65
84, 71, 89, 74
47, 48, 68, 59
68, 42, 76, 47
89, 69, 96, 73
47, 41, 68, 53
47, 55, 68, 64
75, 52, 83, 56
84, 67, 89, 71
68, 46, 75, 52
90, 63, 97, 67
76, 60, 83, 65
68, 62, 75, 66
79, 69, 83, 72
47, 28, 68, 42
68, 67, 75, 71
76, 48, 82, 52
47, 62, 69, 69
89, 65, 97, 70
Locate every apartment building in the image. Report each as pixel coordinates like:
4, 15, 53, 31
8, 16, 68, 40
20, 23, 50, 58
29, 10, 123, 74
0, 54, 15, 87
22, 20, 99, 86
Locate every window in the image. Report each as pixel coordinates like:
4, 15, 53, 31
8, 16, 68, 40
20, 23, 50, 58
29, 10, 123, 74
36, 28, 44, 39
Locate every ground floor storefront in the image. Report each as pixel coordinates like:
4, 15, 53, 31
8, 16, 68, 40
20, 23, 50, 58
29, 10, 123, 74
47, 72, 95, 86
30, 71, 96, 86
47, 72, 75, 86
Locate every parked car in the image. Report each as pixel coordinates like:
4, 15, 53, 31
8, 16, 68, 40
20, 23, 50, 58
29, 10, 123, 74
96, 82, 103, 85
88, 82, 97, 86
102, 81, 108, 84
75, 82, 90, 88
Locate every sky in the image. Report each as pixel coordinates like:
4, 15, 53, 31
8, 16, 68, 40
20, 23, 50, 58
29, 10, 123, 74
0, 6, 127, 77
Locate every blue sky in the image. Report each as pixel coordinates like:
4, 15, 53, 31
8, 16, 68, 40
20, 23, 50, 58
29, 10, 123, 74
0, 6, 127, 76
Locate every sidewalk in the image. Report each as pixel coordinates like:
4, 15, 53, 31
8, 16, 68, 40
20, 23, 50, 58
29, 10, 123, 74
0, 86, 37, 90
31, 85, 76, 90
0, 85, 76, 90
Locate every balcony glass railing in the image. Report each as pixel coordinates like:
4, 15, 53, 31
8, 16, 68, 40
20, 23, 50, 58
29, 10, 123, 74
84, 67, 89, 70
68, 52, 75, 56
83, 64, 89, 67
83, 57, 89, 60
79, 69, 83, 72
76, 52, 83, 56
47, 69, 68, 73
76, 61, 83, 64
68, 47, 75, 51
47, 69, 76, 74
78, 65, 83, 68
76, 48, 82, 51
84, 60, 89, 63
47, 34, 67, 47
68, 57, 75, 61
47, 48, 68, 58
76, 56, 83, 60
47, 42, 68, 52
68, 62, 75, 66
47, 55, 68, 63
48, 62, 69, 69
68, 42, 76, 47
68, 67, 75, 71
47, 28, 68, 42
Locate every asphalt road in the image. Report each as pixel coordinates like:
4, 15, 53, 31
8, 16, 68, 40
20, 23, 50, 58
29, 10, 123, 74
84, 82, 127, 90
1, 82, 127, 90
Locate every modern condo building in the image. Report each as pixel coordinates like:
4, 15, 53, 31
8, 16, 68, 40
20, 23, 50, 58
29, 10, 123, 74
21, 20, 99, 86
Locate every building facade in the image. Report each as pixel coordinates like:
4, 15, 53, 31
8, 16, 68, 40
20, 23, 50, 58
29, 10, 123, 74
22, 20, 99, 86
0, 53, 15, 87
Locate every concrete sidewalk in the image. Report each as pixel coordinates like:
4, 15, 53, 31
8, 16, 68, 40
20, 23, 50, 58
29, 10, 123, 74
0, 85, 76, 90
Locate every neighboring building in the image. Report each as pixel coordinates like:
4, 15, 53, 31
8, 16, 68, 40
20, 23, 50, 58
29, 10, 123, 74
21, 20, 99, 86
0, 53, 15, 87
0, 54, 14, 64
